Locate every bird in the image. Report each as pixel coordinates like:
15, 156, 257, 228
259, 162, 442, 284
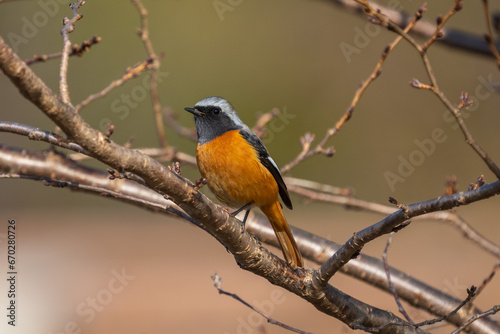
185, 96, 304, 269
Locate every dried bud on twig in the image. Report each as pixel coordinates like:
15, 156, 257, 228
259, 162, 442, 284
194, 178, 207, 191
468, 175, 485, 191
104, 123, 114, 138
388, 197, 409, 212
458, 91, 473, 109
168, 162, 182, 175
445, 175, 458, 195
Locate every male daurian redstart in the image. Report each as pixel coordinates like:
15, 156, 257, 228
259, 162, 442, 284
185, 96, 304, 269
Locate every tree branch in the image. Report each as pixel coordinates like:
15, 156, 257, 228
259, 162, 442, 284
131, 0, 167, 148
211, 273, 313, 334
24, 36, 101, 66
330, 0, 500, 56
59, 0, 85, 105
75, 57, 155, 112
482, 0, 500, 68
281, 3, 423, 175
356, 0, 500, 180
1, 142, 498, 332
315, 181, 500, 286
286, 182, 500, 259
0, 121, 89, 155
451, 305, 500, 334
383, 233, 414, 324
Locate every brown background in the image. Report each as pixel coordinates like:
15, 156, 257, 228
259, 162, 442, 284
1, 0, 499, 333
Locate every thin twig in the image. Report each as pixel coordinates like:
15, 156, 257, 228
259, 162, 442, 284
252, 108, 280, 139
24, 36, 101, 65
0, 121, 90, 155
75, 58, 155, 112
69, 147, 196, 166
131, 0, 167, 148
284, 177, 353, 197
422, 0, 462, 51
357, 0, 500, 180
333, 0, 500, 56
107, 168, 147, 187
468, 175, 486, 191
450, 305, 500, 334
473, 262, 500, 302
314, 181, 500, 287
383, 233, 414, 324
482, 0, 500, 68
347, 2, 425, 123
1, 173, 196, 224
281, 3, 424, 175
286, 182, 500, 259
0, 121, 196, 170
0, 121, 193, 166
280, 132, 333, 174
414, 287, 476, 328
388, 197, 409, 214
211, 273, 313, 334
59, 0, 85, 105
162, 106, 198, 141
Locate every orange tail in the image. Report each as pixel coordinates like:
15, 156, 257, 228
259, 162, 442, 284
261, 201, 303, 269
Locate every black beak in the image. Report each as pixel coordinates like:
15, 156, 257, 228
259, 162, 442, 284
184, 107, 204, 116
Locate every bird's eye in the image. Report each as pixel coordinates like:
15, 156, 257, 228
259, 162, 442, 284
212, 107, 221, 115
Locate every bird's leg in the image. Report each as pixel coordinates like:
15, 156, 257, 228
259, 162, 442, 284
231, 202, 253, 227
231, 202, 252, 216
242, 209, 251, 228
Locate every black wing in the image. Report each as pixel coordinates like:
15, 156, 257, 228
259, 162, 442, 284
239, 129, 293, 210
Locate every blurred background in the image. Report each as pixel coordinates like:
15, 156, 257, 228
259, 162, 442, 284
1, 0, 499, 333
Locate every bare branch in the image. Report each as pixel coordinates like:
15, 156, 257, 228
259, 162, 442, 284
482, 0, 500, 68
131, 0, 167, 148
247, 210, 500, 332
252, 108, 280, 139
422, 0, 462, 52
473, 262, 500, 302
383, 233, 414, 324
285, 177, 353, 196
69, 147, 196, 167
356, 0, 500, 180
281, 132, 334, 174
0, 121, 196, 169
330, 0, 499, 56
413, 286, 475, 328
211, 273, 313, 334
281, 3, 424, 175
315, 181, 500, 287
59, 0, 85, 105
24, 36, 101, 65
2, 172, 196, 224
0, 121, 89, 155
163, 106, 198, 141
0, 145, 176, 212
75, 58, 155, 112
286, 182, 500, 259
451, 305, 500, 334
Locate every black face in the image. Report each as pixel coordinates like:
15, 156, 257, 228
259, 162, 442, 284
185, 105, 241, 145
195, 105, 221, 115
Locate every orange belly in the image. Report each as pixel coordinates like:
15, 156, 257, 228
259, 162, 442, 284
196, 130, 279, 209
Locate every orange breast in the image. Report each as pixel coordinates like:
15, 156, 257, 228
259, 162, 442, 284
196, 130, 279, 208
